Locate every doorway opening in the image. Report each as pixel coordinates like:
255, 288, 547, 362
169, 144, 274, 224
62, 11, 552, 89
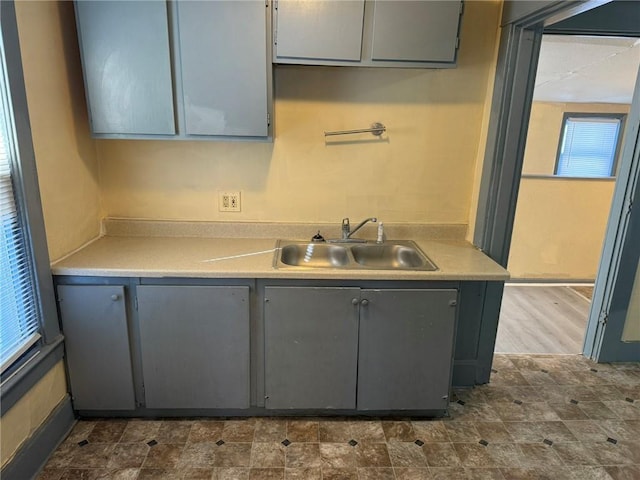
495, 34, 640, 354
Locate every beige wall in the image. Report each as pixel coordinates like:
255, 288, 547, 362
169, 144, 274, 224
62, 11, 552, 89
622, 258, 640, 342
522, 102, 630, 175
16, 1, 101, 262
508, 102, 629, 280
0, 362, 67, 467
99, 1, 502, 226
3, 1, 99, 468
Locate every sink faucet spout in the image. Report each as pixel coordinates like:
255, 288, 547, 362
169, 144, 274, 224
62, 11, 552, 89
342, 217, 377, 240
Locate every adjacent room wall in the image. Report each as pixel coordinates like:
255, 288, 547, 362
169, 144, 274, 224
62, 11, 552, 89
508, 102, 630, 280
98, 1, 503, 227
622, 257, 640, 342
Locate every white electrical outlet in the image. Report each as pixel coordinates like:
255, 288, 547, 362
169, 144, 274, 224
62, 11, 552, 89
219, 191, 241, 212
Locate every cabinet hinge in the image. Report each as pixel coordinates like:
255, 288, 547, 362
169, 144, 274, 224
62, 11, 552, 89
267, 113, 271, 126
599, 312, 608, 326
134, 296, 138, 311
448, 300, 457, 307
274, 0, 278, 10
460, 1, 464, 15
455, 37, 460, 50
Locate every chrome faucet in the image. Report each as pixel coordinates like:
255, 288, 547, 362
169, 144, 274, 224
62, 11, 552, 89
342, 217, 377, 240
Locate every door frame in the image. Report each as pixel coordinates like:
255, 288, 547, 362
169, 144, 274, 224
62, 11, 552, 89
473, 0, 639, 365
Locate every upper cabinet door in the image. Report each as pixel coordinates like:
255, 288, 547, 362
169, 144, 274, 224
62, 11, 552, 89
177, 1, 269, 137
370, 0, 462, 63
75, 1, 175, 135
275, 0, 365, 61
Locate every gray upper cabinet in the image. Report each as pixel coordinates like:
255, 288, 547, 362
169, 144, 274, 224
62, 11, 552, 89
75, 1, 176, 135
177, 1, 269, 137
370, 1, 462, 63
357, 289, 457, 411
57, 285, 136, 411
273, 0, 463, 68
137, 285, 250, 409
75, 1, 272, 140
274, 0, 365, 61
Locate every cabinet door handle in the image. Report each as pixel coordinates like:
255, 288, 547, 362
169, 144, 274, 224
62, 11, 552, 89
351, 298, 359, 305
111, 294, 120, 301
360, 299, 369, 306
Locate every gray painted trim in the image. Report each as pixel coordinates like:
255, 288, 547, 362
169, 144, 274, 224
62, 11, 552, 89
584, 67, 640, 360
1, 337, 64, 415
1, 395, 75, 480
0, 0, 60, 344
473, 24, 543, 266
521, 174, 616, 181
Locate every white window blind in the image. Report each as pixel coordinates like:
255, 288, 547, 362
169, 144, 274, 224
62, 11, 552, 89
556, 116, 622, 178
0, 61, 41, 374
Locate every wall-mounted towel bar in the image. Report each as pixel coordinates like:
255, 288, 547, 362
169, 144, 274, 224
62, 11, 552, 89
324, 122, 386, 137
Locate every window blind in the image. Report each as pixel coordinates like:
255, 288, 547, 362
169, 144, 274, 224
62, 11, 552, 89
556, 116, 621, 178
0, 63, 40, 374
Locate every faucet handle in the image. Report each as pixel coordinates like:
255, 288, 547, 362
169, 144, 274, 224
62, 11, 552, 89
342, 218, 350, 227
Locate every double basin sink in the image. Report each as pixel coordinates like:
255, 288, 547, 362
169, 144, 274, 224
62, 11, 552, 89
274, 239, 437, 271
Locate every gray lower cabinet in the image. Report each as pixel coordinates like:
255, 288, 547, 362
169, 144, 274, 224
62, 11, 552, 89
357, 289, 457, 410
264, 287, 360, 409
264, 286, 458, 411
136, 285, 250, 409
57, 285, 136, 410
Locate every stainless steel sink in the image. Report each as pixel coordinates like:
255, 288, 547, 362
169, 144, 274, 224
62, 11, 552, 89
279, 243, 349, 268
274, 240, 437, 271
351, 243, 435, 269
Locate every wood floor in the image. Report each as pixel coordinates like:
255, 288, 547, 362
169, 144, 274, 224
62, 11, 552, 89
495, 284, 593, 354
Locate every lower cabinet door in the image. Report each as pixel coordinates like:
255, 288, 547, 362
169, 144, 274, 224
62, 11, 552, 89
357, 289, 458, 411
137, 285, 250, 409
58, 285, 135, 410
264, 286, 360, 409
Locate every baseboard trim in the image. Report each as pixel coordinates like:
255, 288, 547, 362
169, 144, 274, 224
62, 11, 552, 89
1, 395, 75, 480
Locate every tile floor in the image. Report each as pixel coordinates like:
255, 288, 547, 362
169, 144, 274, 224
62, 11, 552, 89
38, 354, 640, 480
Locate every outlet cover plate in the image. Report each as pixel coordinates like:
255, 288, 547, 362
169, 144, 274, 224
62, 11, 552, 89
219, 191, 241, 212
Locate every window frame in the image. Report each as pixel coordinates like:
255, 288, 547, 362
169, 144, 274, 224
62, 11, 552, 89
553, 112, 626, 179
0, 0, 63, 415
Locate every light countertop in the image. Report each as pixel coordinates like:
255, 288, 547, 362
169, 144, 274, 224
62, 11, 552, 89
51, 220, 509, 281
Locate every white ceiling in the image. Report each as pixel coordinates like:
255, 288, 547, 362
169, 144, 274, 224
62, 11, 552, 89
533, 35, 640, 104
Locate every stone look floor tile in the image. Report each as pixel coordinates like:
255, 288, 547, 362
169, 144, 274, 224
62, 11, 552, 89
347, 421, 385, 443
411, 420, 450, 442
356, 467, 395, 480
354, 442, 391, 467
36, 354, 640, 479
142, 443, 183, 468
223, 420, 256, 443
319, 421, 352, 442
319, 442, 357, 468
214, 443, 252, 467
106, 443, 149, 469
286, 420, 318, 443
189, 421, 225, 443
248, 467, 284, 479
283, 467, 321, 479
250, 442, 285, 468
381, 421, 416, 442
254, 418, 287, 442
321, 467, 358, 480
284, 443, 321, 468
386, 442, 428, 467
422, 442, 461, 467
